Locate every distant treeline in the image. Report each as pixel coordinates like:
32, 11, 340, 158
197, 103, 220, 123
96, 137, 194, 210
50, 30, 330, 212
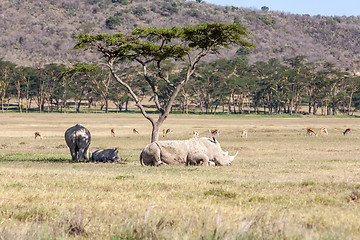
1, 55, 360, 115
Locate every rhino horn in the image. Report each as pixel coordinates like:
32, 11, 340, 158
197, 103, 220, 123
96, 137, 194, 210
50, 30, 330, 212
230, 152, 238, 162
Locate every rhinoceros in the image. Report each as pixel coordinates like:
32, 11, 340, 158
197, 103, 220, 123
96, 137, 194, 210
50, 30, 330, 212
90, 148, 121, 162
65, 124, 91, 161
140, 137, 237, 166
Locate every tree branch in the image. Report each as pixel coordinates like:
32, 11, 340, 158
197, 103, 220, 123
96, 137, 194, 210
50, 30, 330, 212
157, 61, 175, 88
142, 64, 163, 113
107, 61, 155, 125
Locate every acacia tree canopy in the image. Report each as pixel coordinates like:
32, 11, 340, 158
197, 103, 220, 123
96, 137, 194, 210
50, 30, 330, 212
69, 22, 254, 142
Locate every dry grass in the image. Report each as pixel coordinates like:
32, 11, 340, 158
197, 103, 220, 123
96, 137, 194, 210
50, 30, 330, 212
1, 113, 360, 239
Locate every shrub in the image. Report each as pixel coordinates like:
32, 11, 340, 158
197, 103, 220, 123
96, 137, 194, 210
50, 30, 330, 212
132, 6, 147, 17
259, 15, 276, 26
112, 0, 128, 4
105, 16, 123, 29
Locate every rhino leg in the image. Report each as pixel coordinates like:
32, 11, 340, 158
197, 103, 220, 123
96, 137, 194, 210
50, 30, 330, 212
69, 148, 78, 161
78, 148, 85, 161
83, 147, 90, 160
187, 152, 209, 166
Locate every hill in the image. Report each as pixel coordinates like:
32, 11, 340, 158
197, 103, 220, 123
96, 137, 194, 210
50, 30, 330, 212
1, 0, 360, 70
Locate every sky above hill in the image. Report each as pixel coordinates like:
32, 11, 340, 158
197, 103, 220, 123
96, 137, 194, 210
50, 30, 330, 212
204, 0, 360, 17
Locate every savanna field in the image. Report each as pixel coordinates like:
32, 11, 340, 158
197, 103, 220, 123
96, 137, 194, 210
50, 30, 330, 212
1, 113, 360, 239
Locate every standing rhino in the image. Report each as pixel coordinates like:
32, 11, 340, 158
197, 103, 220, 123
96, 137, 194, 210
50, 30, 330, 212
140, 137, 237, 166
65, 124, 91, 161
90, 148, 121, 162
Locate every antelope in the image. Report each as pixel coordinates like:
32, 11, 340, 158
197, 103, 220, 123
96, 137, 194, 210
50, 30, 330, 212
133, 128, 139, 134
209, 129, 219, 136
241, 130, 248, 138
319, 127, 328, 135
111, 128, 116, 137
306, 128, 317, 136
34, 131, 42, 139
193, 130, 199, 137
343, 128, 352, 135
162, 128, 173, 137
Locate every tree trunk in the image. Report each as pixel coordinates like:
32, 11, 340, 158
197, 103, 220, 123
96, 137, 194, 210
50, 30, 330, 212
227, 94, 231, 114
214, 104, 218, 114
105, 97, 109, 113
348, 91, 355, 115
151, 122, 161, 143
313, 102, 317, 115
76, 99, 82, 113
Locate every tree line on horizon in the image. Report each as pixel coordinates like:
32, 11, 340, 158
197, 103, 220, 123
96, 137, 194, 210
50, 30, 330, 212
1, 55, 360, 115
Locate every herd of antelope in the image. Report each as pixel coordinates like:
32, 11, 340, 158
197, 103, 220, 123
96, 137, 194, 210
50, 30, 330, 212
33, 127, 352, 140
306, 127, 351, 136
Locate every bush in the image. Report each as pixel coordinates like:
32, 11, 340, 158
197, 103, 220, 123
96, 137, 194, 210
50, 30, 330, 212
112, 0, 128, 4
105, 16, 123, 29
236, 47, 251, 56
132, 6, 147, 17
259, 15, 276, 26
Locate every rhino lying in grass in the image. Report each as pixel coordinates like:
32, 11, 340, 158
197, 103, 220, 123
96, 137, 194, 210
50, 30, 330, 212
90, 148, 121, 163
140, 137, 237, 166
65, 124, 91, 161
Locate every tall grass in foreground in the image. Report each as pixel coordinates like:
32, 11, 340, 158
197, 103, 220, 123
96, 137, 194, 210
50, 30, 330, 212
0, 113, 360, 239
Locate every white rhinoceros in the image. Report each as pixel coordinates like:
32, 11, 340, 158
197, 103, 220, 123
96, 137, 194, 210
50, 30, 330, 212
65, 124, 91, 161
140, 137, 237, 166
90, 148, 121, 163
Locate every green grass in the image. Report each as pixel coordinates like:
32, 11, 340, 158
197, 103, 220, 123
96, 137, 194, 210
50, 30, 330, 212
0, 113, 360, 239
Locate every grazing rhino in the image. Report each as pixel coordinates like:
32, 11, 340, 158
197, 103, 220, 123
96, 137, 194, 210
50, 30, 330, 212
140, 137, 237, 166
65, 124, 91, 161
90, 148, 121, 162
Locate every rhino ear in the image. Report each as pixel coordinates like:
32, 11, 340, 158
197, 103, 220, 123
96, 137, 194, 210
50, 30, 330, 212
113, 147, 118, 151
209, 137, 216, 143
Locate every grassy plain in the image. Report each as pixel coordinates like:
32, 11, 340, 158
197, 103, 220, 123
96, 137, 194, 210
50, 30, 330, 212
0, 113, 360, 239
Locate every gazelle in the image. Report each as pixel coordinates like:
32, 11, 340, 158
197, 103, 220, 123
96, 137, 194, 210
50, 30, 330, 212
193, 130, 199, 137
241, 130, 248, 138
343, 128, 352, 135
306, 128, 317, 136
34, 131, 42, 139
111, 128, 116, 137
209, 129, 219, 136
162, 128, 173, 137
133, 128, 139, 134
319, 127, 328, 135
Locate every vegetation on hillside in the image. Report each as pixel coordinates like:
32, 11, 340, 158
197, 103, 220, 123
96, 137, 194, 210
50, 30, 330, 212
1, 0, 360, 70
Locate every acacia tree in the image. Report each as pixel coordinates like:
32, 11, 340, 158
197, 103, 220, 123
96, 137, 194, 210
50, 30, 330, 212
343, 76, 360, 115
0, 60, 16, 112
69, 23, 254, 142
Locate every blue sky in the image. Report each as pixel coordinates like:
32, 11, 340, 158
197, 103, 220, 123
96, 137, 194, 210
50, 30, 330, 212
204, 0, 360, 17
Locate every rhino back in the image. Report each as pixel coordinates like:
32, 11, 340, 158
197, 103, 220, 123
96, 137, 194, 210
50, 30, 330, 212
65, 124, 91, 148
156, 139, 198, 164
75, 128, 91, 148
